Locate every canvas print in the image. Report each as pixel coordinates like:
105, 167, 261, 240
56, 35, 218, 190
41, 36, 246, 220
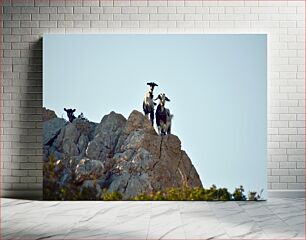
43, 34, 267, 200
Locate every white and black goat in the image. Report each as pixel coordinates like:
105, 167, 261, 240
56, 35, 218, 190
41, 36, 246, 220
143, 82, 158, 125
155, 93, 173, 136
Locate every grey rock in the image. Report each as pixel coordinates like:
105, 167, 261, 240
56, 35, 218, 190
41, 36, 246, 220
43, 118, 66, 146
86, 111, 126, 161
75, 158, 104, 183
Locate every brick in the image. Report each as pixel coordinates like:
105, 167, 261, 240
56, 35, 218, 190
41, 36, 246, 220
280, 176, 296, 183
103, 6, 121, 13
121, 7, 138, 14
280, 114, 296, 121
185, 0, 202, 7
39, 20, 57, 28
65, 14, 83, 20
90, 21, 107, 28
139, 20, 158, 28
297, 162, 305, 168
20, 176, 36, 183
177, 7, 196, 14
12, 28, 31, 35
268, 162, 279, 169
297, 176, 305, 183
289, 169, 304, 176
148, 0, 167, 7
65, 0, 82, 6
195, 21, 209, 28
39, 6, 57, 13
3, 6, 22, 13
288, 155, 305, 161
99, 13, 113, 20
271, 154, 287, 162
158, 7, 176, 14
130, 14, 149, 21
210, 21, 234, 28
177, 21, 195, 28
150, 14, 167, 21
185, 14, 202, 21
289, 134, 305, 142
287, 149, 305, 155
31, 13, 49, 20
139, 7, 157, 13
272, 183, 287, 189
234, 7, 251, 13
131, 0, 147, 6
4, 176, 20, 183
28, 170, 42, 177
83, 0, 99, 6
12, 169, 28, 177
12, 14, 31, 21
49, 0, 65, 6
12, 0, 34, 7
158, 21, 176, 28
74, 20, 90, 28
279, 128, 298, 135
114, 14, 129, 21
288, 183, 305, 189
83, 13, 99, 20
74, 7, 90, 13
57, 7, 73, 14
219, 14, 243, 20
12, 183, 28, 189
194, 7, 208, 14
121, 20, 139, 28
280, 142, 296, 149
271, 121, 288, 128
58, 20, 73, 28
50, 14, 65, 20
280, 162, 296, 169
35, 0, 49, 6
107, 20, 121, 28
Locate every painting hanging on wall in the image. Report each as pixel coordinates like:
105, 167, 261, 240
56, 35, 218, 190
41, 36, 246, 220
43, 34, 267, 200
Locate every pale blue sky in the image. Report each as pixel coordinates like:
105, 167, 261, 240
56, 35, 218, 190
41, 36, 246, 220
43, 34, 267, 198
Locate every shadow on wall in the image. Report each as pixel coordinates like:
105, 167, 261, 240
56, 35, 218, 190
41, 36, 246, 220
5, 38, 43, 200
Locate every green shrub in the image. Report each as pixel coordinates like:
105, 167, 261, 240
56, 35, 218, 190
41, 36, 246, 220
130, 185, 246, 201
101, 189, 123, 201
233, 185, 247, 201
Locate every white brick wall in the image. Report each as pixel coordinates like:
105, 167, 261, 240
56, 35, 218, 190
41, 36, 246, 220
1, 0, 305, 199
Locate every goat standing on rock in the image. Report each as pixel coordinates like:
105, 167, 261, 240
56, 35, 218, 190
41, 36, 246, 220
155, 93, 173, 136
64, 108, 76, 123
143, 82, 158, 126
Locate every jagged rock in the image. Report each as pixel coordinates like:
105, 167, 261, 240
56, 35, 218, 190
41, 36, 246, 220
75, 158, 104, 183
43, 107, 57, 121
54, 119, 97, 157
86, 111, 126, 161
107, 110, 202, 199
43, 109, 203, 200
43, 118, 66, 146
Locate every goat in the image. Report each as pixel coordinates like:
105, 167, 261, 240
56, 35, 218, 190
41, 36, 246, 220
64, 108, 76, 123
143, 82, 158, 126
155, 93, 173, 136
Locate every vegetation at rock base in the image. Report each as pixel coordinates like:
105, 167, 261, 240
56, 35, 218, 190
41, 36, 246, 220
44, 173, 261, 201
132, 185, 237, 201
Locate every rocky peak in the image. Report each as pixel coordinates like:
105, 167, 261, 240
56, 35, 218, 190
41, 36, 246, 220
43, 109, 202, 200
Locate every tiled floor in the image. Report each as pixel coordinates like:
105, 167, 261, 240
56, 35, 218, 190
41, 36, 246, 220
1, 198, 305, 239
